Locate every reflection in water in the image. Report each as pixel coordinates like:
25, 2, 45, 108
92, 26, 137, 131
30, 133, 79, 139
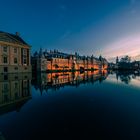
0, 73, 32, 115
0, 70, 139, 115
1, 71, 140, 139
32, 70, 108, 94
116, 71, 140, 84
108, 70, 140, 86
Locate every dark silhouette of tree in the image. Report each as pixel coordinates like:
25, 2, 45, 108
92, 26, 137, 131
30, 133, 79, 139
120, 55, 131, 63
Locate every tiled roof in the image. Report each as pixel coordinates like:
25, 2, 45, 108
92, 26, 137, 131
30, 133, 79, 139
0, 31, 29, 46
47, 53, 70, 59
33, 48, 108, 62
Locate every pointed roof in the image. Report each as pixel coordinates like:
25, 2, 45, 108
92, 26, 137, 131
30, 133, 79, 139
0, 31, 30, 46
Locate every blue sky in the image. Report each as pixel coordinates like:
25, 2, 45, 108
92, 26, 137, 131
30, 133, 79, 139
1, 0, 140, 60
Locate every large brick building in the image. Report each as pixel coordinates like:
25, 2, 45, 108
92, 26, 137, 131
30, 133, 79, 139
0, 31, 31, 73
32, 48, 108, 72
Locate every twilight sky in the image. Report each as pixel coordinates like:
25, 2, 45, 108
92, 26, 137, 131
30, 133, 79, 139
1, 0, 140, 61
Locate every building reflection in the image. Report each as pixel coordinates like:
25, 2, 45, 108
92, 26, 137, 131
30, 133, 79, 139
0, 73, 32, 115
32, 70, 108, 94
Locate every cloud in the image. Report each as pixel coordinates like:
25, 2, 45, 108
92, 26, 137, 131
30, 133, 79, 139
59, 31, 71, 40
103, 34, 140, 59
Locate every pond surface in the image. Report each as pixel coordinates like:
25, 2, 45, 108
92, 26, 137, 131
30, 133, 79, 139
0, 71, 140, 140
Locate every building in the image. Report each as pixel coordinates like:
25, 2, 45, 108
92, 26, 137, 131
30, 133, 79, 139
0, 73, 31, 115
31, 49, 108, 72
0, 31, 31, 73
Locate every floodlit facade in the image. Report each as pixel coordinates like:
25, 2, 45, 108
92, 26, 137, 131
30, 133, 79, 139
0, 31, 31, 73
31, 49, 108, 72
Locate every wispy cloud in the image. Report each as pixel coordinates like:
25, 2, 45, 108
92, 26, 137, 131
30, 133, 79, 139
103, 34, 140, 59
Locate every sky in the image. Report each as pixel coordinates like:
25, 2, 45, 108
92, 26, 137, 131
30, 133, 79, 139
1, 0, 140, 61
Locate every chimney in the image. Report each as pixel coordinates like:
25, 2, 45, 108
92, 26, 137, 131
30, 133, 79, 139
15, 32, 20, 37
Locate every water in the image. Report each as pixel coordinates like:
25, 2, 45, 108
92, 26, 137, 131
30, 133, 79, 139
0, 71, 140, 140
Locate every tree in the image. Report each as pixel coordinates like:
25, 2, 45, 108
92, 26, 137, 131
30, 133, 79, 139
119, 55, 131, 70
120, 55, 131, 63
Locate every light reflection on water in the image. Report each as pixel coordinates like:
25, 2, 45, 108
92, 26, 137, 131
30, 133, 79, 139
0, 70, 140, 140
32, 70, 108, 94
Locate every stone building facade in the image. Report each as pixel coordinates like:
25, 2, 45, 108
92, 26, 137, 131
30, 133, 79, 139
0, 31, 31, 73
32, 49, 108, 72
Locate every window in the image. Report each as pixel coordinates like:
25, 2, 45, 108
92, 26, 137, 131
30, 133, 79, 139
3, 57, 8, 63
24, 75, 27, 78
3, 83, 8, 91
4, 67, 8, 72
22, 49, 27, 65
4, 95, 9, 102
3, 46, 8, 52
15, 67, 18, 70
14, 58, 18, 64
15, 82, 18, 89
15, 92, 19, 99
15, 76, 18, 80
14, 48, 17, 53
23, 49, 27, 55
23, 57, 27, 64
4, 75, 8, 80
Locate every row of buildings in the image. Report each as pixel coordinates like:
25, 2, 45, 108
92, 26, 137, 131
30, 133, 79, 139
31, 49, 108, 72
0, 31, 108, 74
